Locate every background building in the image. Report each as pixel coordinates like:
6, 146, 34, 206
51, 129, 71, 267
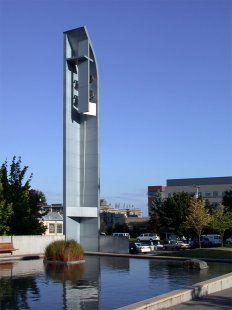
42, 211, 63, 236
42, 204, 63, 214
100, 199, 146, 232
41, 201, 147, 236
148, 186, 166, 216
148, 176, 232, 213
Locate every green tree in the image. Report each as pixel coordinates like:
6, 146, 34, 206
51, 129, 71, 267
184, 198, 211, 248
158, 192, 193, 236
148, 192, 163, 233
210, 205, 232, 246
0, 168, 13, 235
222, 190, 232, 212
0, 156, 47, 235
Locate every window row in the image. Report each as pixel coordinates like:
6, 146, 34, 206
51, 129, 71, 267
49, 223, 63, 234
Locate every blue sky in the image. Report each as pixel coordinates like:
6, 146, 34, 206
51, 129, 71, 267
0, 0, 231, 216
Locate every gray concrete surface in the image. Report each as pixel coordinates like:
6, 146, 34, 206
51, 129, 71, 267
0, 235, 65, 255
166, 287, 232, 309
117, 272, 232, 310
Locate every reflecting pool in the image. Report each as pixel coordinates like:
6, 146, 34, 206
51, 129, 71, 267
0, 256, 231, 309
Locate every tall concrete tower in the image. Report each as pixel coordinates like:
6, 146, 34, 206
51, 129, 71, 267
63, 27, 99, 251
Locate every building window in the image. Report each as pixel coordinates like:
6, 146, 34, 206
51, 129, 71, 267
213, 191, 218, 197
205, 192, 211, 197
49, 223, 55, 234
57, 223, 63, 234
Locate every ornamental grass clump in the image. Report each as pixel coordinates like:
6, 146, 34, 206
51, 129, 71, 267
44, 240, 84, 262
45, 261, 84, 282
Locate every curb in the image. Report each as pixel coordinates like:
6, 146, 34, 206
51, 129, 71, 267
116, 272, 232, 310
85, 251, 232, 263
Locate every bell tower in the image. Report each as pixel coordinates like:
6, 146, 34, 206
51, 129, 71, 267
63, 27, 99, 251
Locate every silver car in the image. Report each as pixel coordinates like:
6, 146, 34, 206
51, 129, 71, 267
134, 242, 151, 253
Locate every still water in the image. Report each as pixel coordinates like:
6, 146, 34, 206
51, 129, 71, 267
0, 256, 231, 310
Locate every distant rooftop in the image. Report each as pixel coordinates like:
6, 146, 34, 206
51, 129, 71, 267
167, 176, 232, 187
43, 211, 63, 221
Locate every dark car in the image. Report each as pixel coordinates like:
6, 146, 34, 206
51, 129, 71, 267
129, 242, 138, 254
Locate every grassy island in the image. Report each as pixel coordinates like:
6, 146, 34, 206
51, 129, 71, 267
44, 239, 84, 263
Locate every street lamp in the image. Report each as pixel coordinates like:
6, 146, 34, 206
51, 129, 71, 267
193, 184, 200, 198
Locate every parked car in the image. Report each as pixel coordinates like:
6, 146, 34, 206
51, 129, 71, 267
176, 241, 190, 249
137, 233, 160, 242
140, 242, 163, 251
149, 240, 164, 250
129, 242, 151, 254
225, 236, 232, 244
100, 232, 106, 236
154, 243, 164, 250
164, 240, 190, 250
112, 233, 130, 238
164, 241, 180, 251
129, 242, 138, 254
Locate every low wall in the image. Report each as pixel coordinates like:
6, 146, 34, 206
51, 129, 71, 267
99, 236, 129, 253
0, 235, 128, 256
0, 235, 65, 256
117, 272, 232, 310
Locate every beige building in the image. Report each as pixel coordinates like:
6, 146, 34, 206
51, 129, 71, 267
148, 177, 232, 210
100, 199, 143, 217
42, 203, 63, 214
42, 212, 63, 236
165, 177, 232, 205
100, 199, 144, 229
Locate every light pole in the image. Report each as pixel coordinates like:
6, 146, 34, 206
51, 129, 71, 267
193, 184, 200, 198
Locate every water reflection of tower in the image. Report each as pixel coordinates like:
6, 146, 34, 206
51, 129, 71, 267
63, 256, 100, 310
100, 256, 129, 271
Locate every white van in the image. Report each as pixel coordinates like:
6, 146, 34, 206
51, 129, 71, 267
112, 233, 130, 238
201, 234, 222, 246
137, 233, 160, 242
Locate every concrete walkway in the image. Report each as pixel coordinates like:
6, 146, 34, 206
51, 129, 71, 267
166, 287, 232, 309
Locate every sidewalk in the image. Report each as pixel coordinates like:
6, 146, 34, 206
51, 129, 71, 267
166, 287, 232, 309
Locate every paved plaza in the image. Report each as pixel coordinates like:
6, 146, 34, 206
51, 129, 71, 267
167, 287, 232, 310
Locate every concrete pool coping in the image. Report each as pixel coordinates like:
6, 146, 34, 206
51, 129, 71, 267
116, 273, 232, 310
0, 251, 231, 263
1, 252, 231, 310
85, 251, 232, 263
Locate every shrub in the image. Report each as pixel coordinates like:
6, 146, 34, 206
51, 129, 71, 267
44, 240, 84, 262
45, 263, 84, 282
